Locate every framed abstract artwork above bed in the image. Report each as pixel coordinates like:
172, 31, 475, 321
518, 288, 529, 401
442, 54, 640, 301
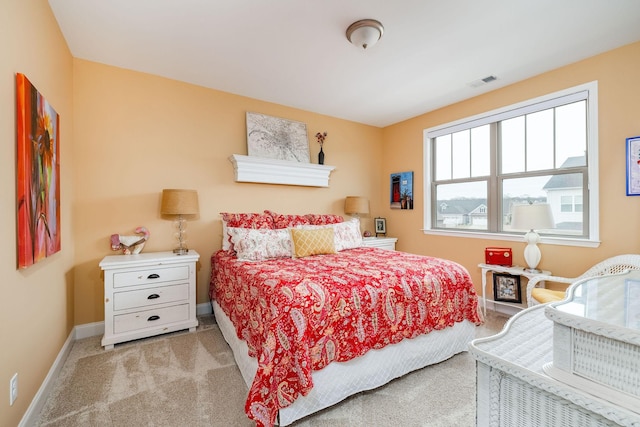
16, 73, 61, 269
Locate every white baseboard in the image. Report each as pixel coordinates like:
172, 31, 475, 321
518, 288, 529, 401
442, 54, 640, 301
196, 301, 213, 315
21, 301, 214, 426
19, 327, 75, 427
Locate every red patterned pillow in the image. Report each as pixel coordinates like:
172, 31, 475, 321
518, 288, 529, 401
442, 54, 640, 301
221, 212, 275, 229
264, 210, 311, 229
220, 212, 275, 250
306, 213, 344, 225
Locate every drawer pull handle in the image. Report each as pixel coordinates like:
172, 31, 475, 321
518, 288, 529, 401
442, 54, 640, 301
147, 294, 160, 300
147, 274, 160, 279
147, 315, 160, 321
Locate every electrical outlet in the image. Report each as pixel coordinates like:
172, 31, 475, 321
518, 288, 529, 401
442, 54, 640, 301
10, 373, 18, 406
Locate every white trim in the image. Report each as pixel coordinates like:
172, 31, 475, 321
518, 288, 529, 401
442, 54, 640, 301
421, 228, 601, 248
423, 81, 599, 247
75, 321, 104, 340
19, 329, 75, 427
196, 301, 213, 315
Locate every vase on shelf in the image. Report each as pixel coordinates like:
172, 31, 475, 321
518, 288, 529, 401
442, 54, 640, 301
318, 146, 325, 165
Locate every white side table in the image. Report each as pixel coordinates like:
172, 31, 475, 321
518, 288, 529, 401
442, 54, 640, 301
478, 263, 551, 316
362, 236, 398, 251
100, 250, 200, 349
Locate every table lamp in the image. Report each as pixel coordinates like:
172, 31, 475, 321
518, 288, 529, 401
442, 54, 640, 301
344, 196, 369, 235
161, 189, 199, 255
511, 203, 554, 272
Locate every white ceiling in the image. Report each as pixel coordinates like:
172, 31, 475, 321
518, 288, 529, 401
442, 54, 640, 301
48, 0, 640, 128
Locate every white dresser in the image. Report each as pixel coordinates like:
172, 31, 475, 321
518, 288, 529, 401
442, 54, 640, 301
100, 251, 199, 349
362, 236, 397, 251
469, 300, 640, 426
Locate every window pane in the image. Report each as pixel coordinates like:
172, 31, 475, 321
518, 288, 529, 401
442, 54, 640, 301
502, 176, 550, 231
435, 135, 451, 180
471, 125, 490, 177
503, 173, 584, 236
435, 181, 487, 230
556, 101, 586, 168
575, 195, 583, 212
526, 109, 554, 171
500, 116, 525, 174
452, 130, 470, 179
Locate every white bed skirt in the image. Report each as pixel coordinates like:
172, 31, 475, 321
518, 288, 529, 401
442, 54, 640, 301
212, 300, 475, 425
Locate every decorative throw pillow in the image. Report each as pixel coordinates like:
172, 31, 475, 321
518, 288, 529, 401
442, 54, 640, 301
290, 227, 336, 258
333, 218, 363, 251
265, 210, 311, 229
226, 227, 292, 261
306, 213, 344, 225
220, 212, 275, 250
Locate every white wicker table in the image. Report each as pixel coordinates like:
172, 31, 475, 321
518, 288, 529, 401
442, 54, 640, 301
469, 304, 640, 426
544, 270, 640, 414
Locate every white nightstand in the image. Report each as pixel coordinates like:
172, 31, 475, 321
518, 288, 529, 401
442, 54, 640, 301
100, 250, 200, 349
362, 237, 398, 251
478, 263, 551, 316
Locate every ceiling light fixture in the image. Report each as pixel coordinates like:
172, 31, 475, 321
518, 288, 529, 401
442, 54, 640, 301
346, 19, 384, 50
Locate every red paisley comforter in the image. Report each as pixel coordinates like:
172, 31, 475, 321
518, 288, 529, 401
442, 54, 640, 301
210, 247, 482, 426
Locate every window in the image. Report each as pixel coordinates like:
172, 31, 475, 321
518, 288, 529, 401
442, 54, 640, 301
423, 82, 599, 246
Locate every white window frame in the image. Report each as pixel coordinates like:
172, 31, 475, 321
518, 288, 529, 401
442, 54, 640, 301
423, 81, 600, 248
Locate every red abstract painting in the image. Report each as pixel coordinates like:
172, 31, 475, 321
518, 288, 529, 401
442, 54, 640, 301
16, 73, 61, 269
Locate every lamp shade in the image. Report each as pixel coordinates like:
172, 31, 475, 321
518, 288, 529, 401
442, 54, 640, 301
511, 203, 554, 231
161, 189, 199, 216
346, 19, 384, 50
344, 196, 370, 216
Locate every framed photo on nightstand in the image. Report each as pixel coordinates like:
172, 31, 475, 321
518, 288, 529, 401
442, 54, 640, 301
493, 273, 521, 303
374, 217, 386, 236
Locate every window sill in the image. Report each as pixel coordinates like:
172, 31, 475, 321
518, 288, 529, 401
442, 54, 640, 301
421, 229, 600, 248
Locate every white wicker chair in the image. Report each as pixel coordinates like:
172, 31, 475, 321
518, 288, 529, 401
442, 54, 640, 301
526, 254, 640, 307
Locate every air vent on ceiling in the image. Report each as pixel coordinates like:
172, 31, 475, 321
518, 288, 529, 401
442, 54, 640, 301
468, 75, 498, 88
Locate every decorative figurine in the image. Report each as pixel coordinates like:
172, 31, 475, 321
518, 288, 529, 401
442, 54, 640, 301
110, 226, 150, 254
363, 230, 372, 237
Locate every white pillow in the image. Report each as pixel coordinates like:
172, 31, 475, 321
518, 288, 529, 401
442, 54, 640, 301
333, 218, 363, 251
293, 218, 362, 251
226, 227, 292, 261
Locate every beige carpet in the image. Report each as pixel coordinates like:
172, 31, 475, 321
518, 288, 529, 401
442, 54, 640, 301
35, 312, 508, 427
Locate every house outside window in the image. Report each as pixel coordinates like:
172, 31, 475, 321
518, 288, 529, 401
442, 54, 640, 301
423, 82, 599, 247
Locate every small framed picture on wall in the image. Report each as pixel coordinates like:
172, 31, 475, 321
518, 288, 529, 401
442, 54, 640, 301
493, 273, 522, 303
375, 217, 387, 236
626, 135, 640, 196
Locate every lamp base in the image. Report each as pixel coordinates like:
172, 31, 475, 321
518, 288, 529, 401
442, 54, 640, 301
173, 248, 189, 255
524, 268, 542, 274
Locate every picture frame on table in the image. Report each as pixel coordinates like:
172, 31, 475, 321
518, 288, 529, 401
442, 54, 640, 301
374, 217, 387, 236
626, 135, 640, 196
493, 273, 522, 303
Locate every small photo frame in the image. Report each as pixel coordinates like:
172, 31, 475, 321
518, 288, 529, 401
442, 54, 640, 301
493, 273, 521, 303
374, 217, 387, 236
626, 136, 640, 196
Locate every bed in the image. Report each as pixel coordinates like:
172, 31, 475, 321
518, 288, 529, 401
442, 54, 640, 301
210, 211, 482, 426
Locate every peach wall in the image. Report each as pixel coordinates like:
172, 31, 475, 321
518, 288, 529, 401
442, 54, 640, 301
0, 1, 74, 425
72, 59, 384, 324
382, 42, 640, 292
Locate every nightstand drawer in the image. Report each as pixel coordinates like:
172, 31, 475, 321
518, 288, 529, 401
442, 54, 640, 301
113, 265, 189, 288
113, 283, 189, 311
113, 303, 190, 334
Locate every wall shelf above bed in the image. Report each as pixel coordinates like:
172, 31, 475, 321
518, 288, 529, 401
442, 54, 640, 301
229, 154, 336, 187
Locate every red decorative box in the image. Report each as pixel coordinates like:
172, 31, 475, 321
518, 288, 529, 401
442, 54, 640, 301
485, 247, 512, 266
